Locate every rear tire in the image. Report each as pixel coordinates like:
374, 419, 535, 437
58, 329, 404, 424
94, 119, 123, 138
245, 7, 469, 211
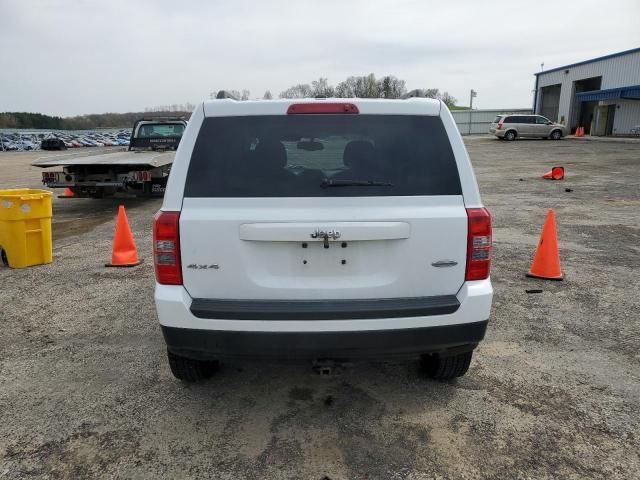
550, 129, 562, 140
420, 351, 473, 380
167, 349, 218, 382
504, 130, 517, 141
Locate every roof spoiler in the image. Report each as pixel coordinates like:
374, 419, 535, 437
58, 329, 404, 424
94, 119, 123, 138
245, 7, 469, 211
136, 117, 187, 122
216, 90, 240, 100
401, 89, 427, 99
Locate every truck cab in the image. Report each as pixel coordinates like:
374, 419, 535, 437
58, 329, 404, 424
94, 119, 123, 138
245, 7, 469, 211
129, 118, 187, 152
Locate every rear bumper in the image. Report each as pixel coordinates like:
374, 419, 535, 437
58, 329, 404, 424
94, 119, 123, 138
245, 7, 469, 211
190, 295, 460, 320
155, 279, 492, 332
155, 279, 492, 359
162, 321, 488, 360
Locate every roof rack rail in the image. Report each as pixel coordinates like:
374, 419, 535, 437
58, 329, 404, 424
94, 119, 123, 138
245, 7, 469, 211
137, 116, 186, 122
401, 89, 426, 99
216, 90, 240, 100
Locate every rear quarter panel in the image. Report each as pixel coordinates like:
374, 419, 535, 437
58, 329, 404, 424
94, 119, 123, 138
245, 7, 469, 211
439, 105, 482, 207
161, 103, 205, 211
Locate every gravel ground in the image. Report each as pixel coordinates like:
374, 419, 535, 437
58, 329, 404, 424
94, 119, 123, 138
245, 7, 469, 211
0, 138, 639, 479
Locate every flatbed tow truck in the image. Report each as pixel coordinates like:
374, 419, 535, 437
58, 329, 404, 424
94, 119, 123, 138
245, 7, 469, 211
32, 117, 187, 198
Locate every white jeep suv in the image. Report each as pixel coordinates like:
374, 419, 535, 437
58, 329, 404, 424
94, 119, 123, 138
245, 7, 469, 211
154, 97, 493, 382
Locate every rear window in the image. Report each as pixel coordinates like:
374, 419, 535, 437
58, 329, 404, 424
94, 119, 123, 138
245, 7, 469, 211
184, 115, 462, 197
493, 116, 502, 123
137, 123, 184, 138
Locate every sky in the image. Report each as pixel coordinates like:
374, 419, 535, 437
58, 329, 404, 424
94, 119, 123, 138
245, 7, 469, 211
1, 0, 639, 117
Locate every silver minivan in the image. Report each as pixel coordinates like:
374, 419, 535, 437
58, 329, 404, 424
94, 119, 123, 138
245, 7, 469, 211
489, 114, 566, 140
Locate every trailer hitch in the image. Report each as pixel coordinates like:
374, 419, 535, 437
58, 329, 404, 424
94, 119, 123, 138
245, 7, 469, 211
311, 359, 352, 376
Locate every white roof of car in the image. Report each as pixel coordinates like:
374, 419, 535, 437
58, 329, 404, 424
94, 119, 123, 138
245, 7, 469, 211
202, 97, 442, 117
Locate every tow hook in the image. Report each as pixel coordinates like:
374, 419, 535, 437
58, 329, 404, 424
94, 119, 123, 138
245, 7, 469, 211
312, 359, 350, 376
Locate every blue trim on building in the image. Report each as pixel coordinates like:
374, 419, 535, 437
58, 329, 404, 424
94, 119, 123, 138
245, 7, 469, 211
575, 85, 640, 102
534, 47, 640, 77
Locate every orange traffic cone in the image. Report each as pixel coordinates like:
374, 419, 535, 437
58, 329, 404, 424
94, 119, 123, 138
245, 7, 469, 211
526, 209, 563, 280
542, 166, 564, 180
60, 187, 74, 198
575, 127, 584, 137
105, 205, 142, 267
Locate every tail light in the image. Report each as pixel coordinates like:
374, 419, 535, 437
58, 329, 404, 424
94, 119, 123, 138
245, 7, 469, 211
497, 123, 503, 130
153, 211, 182, 285
134, 170, 152, 182
465, 208, 492, 281
287, 103, 359, 114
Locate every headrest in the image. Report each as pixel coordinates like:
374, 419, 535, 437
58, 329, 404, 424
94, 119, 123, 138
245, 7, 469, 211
343, 140, 375, 169
254, 140, 287, 169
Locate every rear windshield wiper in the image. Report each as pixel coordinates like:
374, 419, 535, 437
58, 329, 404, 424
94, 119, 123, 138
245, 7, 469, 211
321, 179, 393, 188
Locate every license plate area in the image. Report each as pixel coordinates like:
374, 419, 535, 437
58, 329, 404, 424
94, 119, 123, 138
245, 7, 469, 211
241, 239, 400, 289
299, 238, 352, 269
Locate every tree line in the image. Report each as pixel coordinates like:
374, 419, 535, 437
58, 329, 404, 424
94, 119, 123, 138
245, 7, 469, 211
144, 103, 196, 113
0, 111, 192, 130
2, 74, 459, 130
216, 74, 458, 106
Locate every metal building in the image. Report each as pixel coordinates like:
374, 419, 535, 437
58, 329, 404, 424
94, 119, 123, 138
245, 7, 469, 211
533, 47, 640, 136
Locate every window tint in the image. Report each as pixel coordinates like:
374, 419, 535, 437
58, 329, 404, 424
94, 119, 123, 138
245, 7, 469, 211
184, 115, 462, 197
507, 116, 533, 124
503, 116, 516, 123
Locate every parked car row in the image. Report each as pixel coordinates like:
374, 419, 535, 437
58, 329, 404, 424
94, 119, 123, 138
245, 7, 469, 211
0, 129, 132, 151
40, 130, 132, 150
0, 134, 40, 151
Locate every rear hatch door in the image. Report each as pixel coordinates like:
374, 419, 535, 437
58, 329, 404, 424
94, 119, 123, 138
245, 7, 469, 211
180, 111, 467, 301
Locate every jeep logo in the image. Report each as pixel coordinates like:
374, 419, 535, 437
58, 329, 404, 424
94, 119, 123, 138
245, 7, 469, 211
310, 229, 341, 240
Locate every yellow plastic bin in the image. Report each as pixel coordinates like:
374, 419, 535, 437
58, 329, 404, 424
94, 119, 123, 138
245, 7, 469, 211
0, 189, 53, 268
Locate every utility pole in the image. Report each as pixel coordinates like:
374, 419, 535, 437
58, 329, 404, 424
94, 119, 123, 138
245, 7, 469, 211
468, 89, 477, 135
